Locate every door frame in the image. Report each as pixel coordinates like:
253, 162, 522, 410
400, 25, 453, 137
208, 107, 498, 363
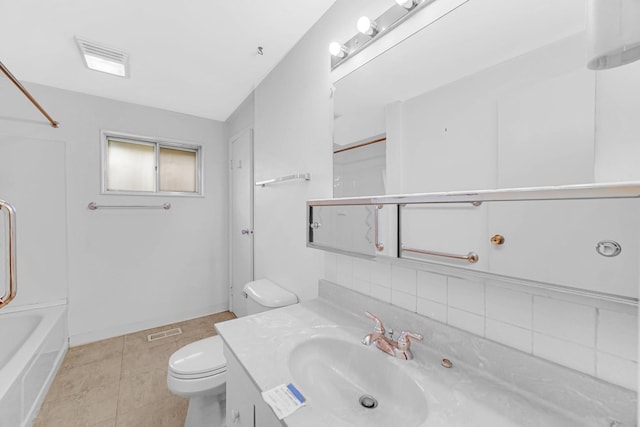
228, 128, 254, 312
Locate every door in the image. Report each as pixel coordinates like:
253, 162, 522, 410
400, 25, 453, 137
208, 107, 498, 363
230, 129, 254, 317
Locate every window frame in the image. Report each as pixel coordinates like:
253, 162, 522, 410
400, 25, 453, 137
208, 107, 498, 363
100, 130, 204, 197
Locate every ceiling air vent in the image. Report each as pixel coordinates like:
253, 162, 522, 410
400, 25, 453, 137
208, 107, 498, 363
76, 37, 129, 78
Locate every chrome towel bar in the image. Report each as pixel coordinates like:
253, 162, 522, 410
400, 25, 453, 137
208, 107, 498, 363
255, 173, 310, 187
88, 202, 171, 210
0, 200, 18, 309
401, 246, 479, 264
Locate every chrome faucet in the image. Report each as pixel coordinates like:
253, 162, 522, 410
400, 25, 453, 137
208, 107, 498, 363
361, 312, 422, 360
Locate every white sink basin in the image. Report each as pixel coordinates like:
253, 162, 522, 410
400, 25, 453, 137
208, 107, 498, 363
288, 336, 428, 426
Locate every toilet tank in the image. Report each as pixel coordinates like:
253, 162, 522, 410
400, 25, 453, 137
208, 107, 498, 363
243, 279, 298, 315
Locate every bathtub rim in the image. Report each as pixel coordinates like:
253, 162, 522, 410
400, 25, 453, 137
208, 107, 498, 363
0, 301, 68, 401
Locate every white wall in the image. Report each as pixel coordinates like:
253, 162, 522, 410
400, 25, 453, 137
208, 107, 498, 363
227, 92, 255, 140
0, 79, 229, 345
251, 1, 385, 301
0, 137, 67, 309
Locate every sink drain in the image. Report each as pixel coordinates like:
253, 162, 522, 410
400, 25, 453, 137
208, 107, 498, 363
359, 395, 378, 409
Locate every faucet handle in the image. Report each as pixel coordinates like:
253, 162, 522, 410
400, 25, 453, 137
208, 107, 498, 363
364, 311, 385, 335
397, 331, 423, 351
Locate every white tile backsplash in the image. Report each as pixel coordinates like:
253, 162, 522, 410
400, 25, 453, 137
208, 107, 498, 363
417, 271, 447, 303
392, 289, 417, 312
597, 309, 638, 361
486, 284, 532, 329
596, 352, 638, 390
323, 253, 637, 391
448, 277, 485, 315
391, 265, 417, 295
324, 252, 337, 283
370, 261, 392, 288
486, 319, 532, 353
336, 255, 354, 290
417, 297, 447, 323
370, 283, 392, 303
353, 259, 372, 282
448, 307, 485, 336
534, 333, 595, 376
352, 277, 370, 295
533, 297, 596, 346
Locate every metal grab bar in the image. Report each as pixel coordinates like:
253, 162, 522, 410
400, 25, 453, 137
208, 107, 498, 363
374, 205, 384, 251
88, 202, 171, 210
255, 173, 310, 187
401, 246, 478, 264
0, 200, 17, 309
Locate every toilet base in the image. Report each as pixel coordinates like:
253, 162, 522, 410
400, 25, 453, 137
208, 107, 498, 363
185, 394, 226, 427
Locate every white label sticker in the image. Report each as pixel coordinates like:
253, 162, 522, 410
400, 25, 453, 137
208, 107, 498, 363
261, 383, 306, 420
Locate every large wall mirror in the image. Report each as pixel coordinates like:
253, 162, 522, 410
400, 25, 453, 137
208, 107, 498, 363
333, 0, 640, 195
328, 0, 640, 300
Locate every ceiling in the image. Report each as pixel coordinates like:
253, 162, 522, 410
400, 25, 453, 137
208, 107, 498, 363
0, 0, 337, 121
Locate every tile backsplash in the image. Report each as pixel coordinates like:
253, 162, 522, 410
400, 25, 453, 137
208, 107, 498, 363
324, 252, 638, 391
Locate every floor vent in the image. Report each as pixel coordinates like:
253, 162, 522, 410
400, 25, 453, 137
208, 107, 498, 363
147, 327, 182, 342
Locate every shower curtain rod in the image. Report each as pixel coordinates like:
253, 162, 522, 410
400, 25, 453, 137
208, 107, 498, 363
0, 60, 59, 128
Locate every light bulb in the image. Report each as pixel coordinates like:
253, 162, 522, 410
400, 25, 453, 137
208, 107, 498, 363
329, 42, 346, 58
357, 16, 378, 36
395, 0, 417, 9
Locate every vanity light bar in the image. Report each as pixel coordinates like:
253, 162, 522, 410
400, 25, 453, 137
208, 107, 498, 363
329, 0, 437, 69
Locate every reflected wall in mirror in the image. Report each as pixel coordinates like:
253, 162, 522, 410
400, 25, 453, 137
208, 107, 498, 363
333, 135, 386, 197
333, 0, 640, 196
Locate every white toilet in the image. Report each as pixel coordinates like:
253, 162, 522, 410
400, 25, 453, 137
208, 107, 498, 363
167, 279, 298, 427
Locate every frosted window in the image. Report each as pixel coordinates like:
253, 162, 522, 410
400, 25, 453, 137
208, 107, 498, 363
159, 147, 197, 193
103, 134, 202, 195
106, 140, 155, 192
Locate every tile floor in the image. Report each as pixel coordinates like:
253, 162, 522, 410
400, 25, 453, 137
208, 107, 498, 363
34, 311, 237, 427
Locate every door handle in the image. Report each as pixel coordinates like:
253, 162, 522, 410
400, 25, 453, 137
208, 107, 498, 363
241, 229, 253, 235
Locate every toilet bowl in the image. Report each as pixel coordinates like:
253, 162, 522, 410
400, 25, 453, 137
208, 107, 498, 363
167, 279, 298, 427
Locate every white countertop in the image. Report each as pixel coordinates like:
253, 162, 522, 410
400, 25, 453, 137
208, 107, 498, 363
216, 281, 636, 427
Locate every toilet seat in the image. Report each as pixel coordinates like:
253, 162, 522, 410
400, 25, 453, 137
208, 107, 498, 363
169, 335, 226, 378
167, 335, 227, 397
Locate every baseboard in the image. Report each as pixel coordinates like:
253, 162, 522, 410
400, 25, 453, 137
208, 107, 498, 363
68, 303, 229, 347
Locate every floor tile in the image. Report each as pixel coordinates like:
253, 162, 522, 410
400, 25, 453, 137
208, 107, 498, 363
121, 340, 178, 378
34, 311, 235, 426
117, 367, 174, 414
115, 396, 188, 427
61, 336, 124, 371
46, 357, 122, 402
36, 381, 119, 427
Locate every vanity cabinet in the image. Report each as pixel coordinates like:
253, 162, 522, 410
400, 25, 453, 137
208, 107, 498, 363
308, 204, 397, 258
308, 184, 640, 301
487, 197, 640, 298
224, 346, 281, 427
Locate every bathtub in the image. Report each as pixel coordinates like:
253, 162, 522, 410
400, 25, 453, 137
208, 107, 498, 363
0, 303, 68, 427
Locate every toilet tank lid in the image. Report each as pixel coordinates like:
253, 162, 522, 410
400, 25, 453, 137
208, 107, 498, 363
243, 279, 298, 308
